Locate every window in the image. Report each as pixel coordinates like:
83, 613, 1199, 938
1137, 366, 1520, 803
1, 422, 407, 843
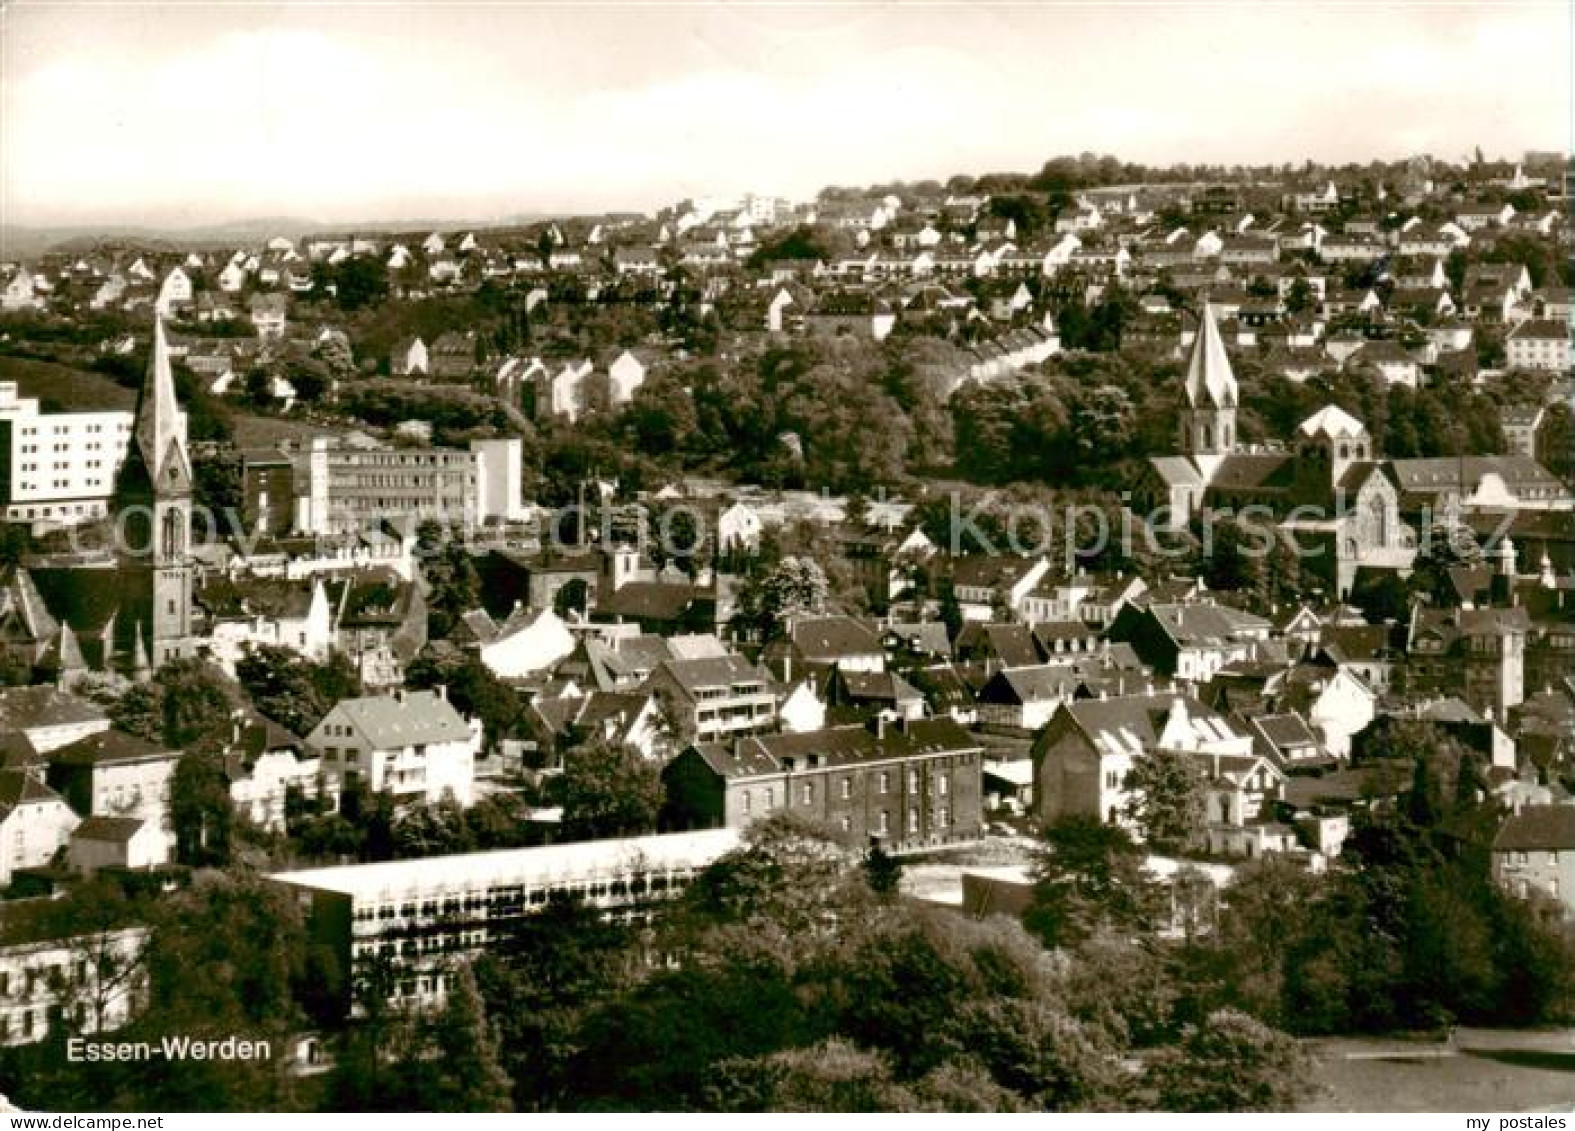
801, 782, 814, 805
938, 806, 949, 827
742, 790, 752, 815
907, 809, 919, 833
876, 811, 889, 835
840, 777, 852, 800
937, 775, 949, 797
878, 772, 889, 795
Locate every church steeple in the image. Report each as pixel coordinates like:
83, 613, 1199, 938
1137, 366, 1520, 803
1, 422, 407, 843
113, 315, 194, 672
118, 316, 191, 501
1182, 302, 1239, 465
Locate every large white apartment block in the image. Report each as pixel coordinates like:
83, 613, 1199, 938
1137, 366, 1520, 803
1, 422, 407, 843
0, 382, 139, 526
271, 828, 740, 1010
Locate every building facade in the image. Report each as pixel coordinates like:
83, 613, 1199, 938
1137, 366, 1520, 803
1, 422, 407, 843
271, 829, 740, 1010
663, 718, 985, 854
0, 382, 133, 527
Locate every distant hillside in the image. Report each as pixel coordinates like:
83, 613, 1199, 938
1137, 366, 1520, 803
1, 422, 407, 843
2, 213, 553, 260
0, 356, 136, 412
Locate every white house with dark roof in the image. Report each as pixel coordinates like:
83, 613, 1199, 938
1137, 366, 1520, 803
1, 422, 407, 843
643, 654, 777, 744
68, 814, 164, 873
1032, 692, 1252, 827
1507, 319, 1572, 373
0, 687, 109, 755
307, 688, 483, 808
0, 770, 79, 884
1492, 803, 1575, 919
44, 731, 178, 864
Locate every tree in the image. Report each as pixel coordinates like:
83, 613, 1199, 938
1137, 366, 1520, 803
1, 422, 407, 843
1024, 816, 1162, 949
391, 796, 476, 859
1142, 1010, 1311, 1112
736, 556, 829, 641
333, 257, 391, 312
1121, 749, 1207, 854
554, 738, 663, 841
708, 1040, 920, 1112
1284, 277, 1315, 316
192, 452, 243, 534
112, 659, 241, 752
417, 522, 481, 639
1411, 518, 1482, 606
236, 644, 360, 737
863, 844, 903, 898
413, 964, 515, 1111
171, 753, 234, 865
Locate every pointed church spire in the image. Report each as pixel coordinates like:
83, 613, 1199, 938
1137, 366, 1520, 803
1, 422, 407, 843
122, 316, 192, 498
131, 622, 152, 682
1184, 302, 1238, 410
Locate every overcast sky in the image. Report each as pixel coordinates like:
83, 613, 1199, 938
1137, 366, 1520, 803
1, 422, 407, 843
1, 2, 1568, 227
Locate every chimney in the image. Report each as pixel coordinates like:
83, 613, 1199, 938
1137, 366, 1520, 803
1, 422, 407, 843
395, 688, 406, 704
436, 683, 448, 702
875, 713, 887, 740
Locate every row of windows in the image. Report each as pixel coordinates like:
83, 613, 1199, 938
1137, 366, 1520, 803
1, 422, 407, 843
1508, 851, 1562, 866
742, 769, 956, 813
349, 872, 692, 923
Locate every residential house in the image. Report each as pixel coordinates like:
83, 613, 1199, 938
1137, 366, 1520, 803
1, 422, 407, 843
0, 771, 79, 884
1107, 601, 1273, 685
391, 337, 429, 377
68, 816, 166, 874
249, 293, 288, 339
1507, 319, 1571, 373
308, 688, 483, 809
477, 605, 576, 680
662, 717, 984, 853
644, 654, 777, 744
223, 713, 319, 833
763, 615, 885, 680
1032, 692, 1253, 827
45, 731, 179, 865
1492, 804, 1575, 919
0, 687, 110, 756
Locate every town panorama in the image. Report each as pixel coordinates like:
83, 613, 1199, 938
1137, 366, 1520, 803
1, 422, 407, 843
0, 135, 1573, 1115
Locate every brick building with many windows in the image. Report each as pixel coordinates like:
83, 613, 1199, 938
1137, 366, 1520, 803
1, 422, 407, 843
661, 717, 984, 854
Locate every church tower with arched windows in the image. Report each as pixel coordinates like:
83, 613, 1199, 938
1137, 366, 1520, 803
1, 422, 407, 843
1181, 303, 1238, 479
113, 316, 193, 672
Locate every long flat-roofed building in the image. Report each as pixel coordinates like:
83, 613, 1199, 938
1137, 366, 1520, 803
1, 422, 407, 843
270, 828, 740, 1010
0, 381, 136, 528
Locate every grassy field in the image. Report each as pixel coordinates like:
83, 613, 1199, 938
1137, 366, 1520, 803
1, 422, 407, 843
232, 411, 336, 448
0, 355, 136, 410
1307, 1040, 1575, 1112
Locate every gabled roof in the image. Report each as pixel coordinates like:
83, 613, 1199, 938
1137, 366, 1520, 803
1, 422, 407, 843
653, 654, 771, 696
1298, 404, 1367, 440
72, 815, 148, 843
0, 769, 66, 819
326, 691, 472, 749
0, 687, 106, 733
1493, 804, 1575, 852
52, 729, 176, 767
790, 615, 883, 660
